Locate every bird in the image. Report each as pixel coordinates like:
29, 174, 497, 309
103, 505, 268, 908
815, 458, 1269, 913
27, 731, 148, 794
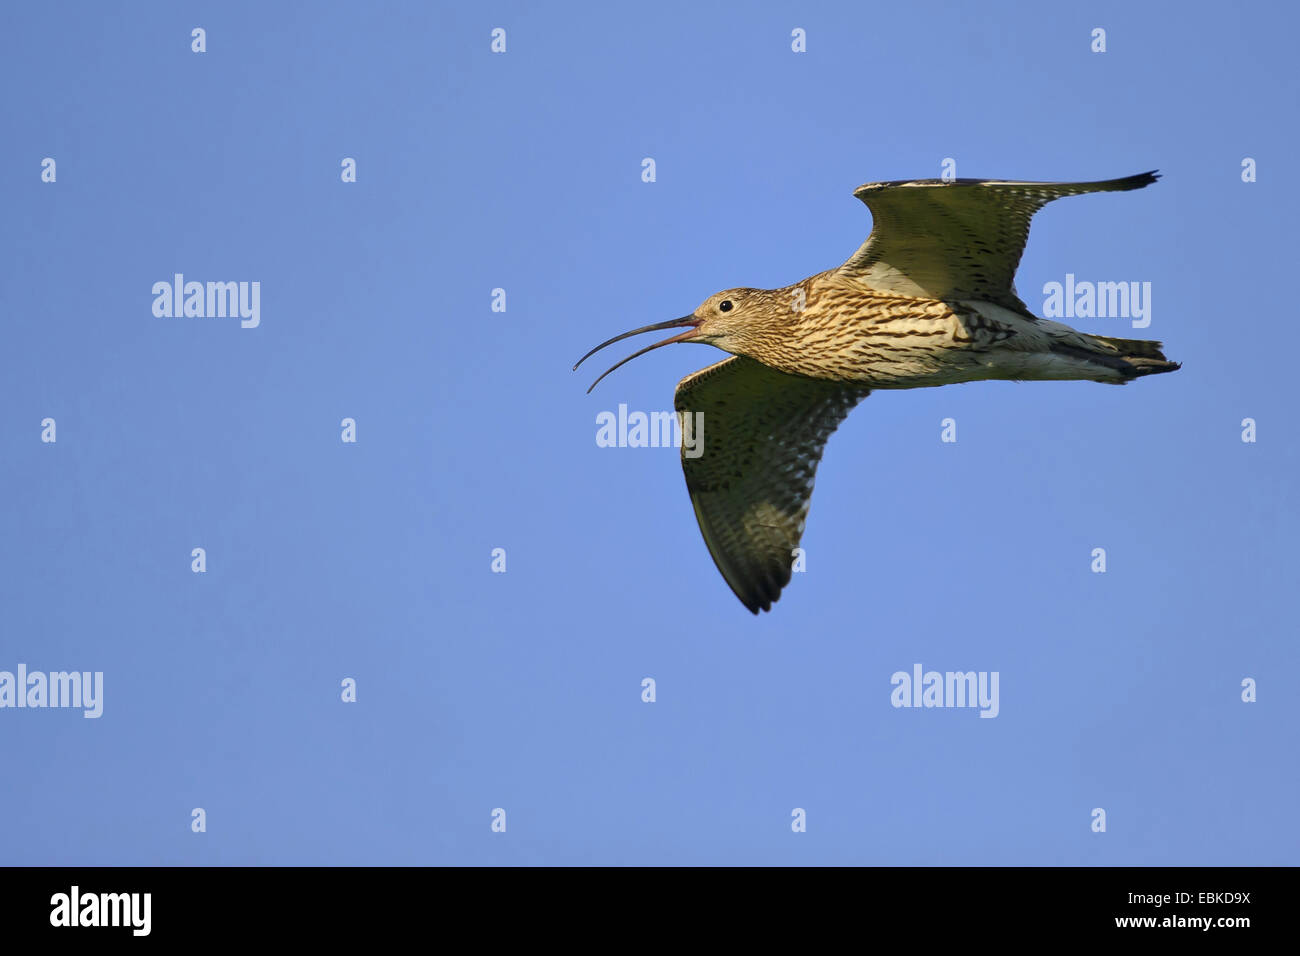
575, 171, 1179, 614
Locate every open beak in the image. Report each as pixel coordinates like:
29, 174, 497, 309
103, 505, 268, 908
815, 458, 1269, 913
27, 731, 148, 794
573, 315, 701, 393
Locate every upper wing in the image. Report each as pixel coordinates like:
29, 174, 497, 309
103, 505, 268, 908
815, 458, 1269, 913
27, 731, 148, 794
838, 171, 1159, 312
674, 356, 869, 614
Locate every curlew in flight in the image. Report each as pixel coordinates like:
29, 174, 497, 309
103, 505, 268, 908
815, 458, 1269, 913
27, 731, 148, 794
576, 172, 1179, 613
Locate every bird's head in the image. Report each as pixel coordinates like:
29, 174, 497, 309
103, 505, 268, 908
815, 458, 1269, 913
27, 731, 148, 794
574, 287, 764, 392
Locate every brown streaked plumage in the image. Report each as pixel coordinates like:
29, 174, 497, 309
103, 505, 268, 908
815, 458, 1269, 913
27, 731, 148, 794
576, 172, 1180, 613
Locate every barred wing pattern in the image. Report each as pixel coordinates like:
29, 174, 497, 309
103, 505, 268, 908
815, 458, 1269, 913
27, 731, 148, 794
675, 356, 870, 614
839, 171, 1159, 312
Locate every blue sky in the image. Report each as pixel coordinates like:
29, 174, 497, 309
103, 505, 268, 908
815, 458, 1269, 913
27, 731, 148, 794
1, 0, 1295, 865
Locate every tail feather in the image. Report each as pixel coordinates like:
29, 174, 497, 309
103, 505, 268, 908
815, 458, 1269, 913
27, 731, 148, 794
1052, 335, 1182, 381
1089, 334, 1169, 361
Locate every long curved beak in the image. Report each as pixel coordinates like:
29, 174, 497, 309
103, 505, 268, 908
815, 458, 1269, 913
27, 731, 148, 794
573, 315, 701, 393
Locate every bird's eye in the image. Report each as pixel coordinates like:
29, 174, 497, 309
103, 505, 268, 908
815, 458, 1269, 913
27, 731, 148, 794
719, 300, 733, 312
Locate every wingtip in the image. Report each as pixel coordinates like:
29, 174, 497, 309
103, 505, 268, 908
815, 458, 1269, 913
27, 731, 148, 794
853, 169, 1162, 198
1123, 169, 1160, 189
738, 586, 779, 614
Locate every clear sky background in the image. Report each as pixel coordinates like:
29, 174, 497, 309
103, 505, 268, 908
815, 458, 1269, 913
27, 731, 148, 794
1, 1, 1295, 865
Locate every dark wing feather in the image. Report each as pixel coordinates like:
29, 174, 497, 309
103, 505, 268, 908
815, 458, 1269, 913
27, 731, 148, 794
674, 356, 869, 614
839, 171, 1159, 312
